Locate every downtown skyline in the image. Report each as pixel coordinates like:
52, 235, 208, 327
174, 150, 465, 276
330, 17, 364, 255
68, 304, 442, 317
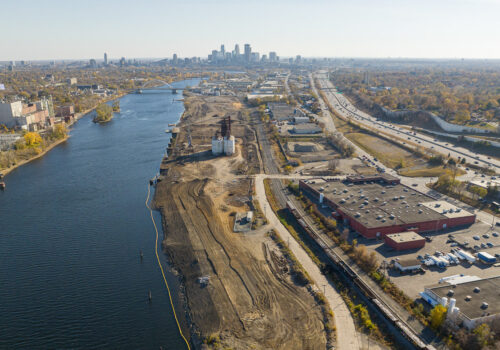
1, 0, 500, 61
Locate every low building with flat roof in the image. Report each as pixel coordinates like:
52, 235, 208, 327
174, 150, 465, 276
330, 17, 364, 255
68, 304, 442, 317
421, 276, 500, 329
394, 258, 422, 272
299, 175, 476, 239
292, 123, 322, 134
385, 231, 425, 251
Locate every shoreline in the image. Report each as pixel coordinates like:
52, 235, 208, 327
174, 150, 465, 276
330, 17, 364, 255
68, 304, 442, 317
1, 135, 70, 177
0, 91, 130, 179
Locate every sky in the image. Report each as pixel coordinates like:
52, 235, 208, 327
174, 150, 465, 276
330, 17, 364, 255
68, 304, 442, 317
1, 0, 500, 61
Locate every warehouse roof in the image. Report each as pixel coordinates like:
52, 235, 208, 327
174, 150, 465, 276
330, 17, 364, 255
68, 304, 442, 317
386, 231, 424, 243
427, 276, 500, 320
302, 178, 473, 229
420, 201, 474, 219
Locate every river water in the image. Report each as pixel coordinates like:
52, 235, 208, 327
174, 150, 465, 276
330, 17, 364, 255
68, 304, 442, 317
0, 80, 198, 349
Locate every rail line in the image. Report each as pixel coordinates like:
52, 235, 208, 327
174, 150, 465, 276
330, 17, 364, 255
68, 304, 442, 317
286, 198, 435, 350
145, 183, 191, 350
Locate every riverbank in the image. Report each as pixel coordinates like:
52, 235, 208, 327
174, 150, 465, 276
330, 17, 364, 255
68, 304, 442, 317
154, 93, 328, 349
0, 91, 129, 178
0, 135, 69, 177
0, 87, 190, 349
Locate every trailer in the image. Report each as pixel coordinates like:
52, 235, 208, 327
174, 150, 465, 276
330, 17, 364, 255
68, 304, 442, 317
456, 249, 476, 263
477, 251, 496, 264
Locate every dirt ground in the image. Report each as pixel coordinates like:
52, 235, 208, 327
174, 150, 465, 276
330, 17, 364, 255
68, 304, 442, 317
154, 94, 327, 349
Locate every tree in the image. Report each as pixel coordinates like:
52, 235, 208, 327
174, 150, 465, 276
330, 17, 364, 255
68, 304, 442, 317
455, 109, 471, 124
24, 132, 42, 147
93, 103, 113, 123
473, 323, 494, 348
112, 100, 120, 112
429, 304, 447, 330
50, 124, 67, 140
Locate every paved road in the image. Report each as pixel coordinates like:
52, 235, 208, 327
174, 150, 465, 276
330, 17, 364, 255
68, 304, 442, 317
314, 72, 500, 229
254, 174, 360, 350
315, 71, 500, 173
253, 109, 360, 349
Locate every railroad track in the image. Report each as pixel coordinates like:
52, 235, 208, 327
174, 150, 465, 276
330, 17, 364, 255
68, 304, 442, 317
286, 198, 435, 350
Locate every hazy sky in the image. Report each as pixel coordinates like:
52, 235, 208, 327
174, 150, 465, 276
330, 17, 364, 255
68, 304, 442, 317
1, 0, 499, 61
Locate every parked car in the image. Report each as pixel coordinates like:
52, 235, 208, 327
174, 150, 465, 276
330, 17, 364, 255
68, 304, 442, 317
483, 234, 490, 239
493, 232, 499, 237
473, 235, 480, 240
487, 243, 494, 248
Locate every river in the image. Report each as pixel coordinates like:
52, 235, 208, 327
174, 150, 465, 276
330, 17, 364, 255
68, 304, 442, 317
0, 79, 198, 349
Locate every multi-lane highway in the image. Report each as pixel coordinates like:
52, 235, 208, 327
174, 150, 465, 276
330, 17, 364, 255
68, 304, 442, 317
315, 71, 500, 174
313, 71, 500, 229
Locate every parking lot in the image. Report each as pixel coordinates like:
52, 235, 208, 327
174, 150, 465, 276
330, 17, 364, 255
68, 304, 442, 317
355, 221, 500, 298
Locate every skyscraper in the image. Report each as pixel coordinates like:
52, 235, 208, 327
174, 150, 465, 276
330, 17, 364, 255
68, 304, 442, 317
234, 44, 240, 56
173, 53, 178, 65
104, 52, 108, 65
244, 44, 251, 62
269, 52, 277, 62
220, 44, 225, 56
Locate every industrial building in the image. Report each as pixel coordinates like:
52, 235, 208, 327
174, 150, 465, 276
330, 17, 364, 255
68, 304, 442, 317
0, 98, 54, 131
421, 275, 500, 329
394, 258, 422, 273
292, 124, 322, 134
385, 231, 426, 251
299, 175, 476, 239
212, 116, 235, 156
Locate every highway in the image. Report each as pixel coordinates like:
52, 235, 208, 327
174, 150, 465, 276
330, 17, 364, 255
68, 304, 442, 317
314, 71, 500, 173
313, 71, 500, 229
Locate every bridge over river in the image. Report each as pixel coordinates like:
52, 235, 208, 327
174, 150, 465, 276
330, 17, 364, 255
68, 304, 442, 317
136, 79, 187, 94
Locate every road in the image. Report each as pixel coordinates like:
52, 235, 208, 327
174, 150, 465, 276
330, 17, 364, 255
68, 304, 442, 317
254, 174, 361, 350
253, 111, 361, 349
314, 71, 500, 229
314, 71, 500, 173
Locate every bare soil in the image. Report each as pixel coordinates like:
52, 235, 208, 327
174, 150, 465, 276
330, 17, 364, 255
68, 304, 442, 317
154, 94, 327, 349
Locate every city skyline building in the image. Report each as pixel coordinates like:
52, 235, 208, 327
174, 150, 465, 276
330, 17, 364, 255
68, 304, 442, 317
244, 44, 251, 62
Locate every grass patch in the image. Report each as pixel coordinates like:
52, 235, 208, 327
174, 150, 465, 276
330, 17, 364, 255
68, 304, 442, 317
346, 132, 417, 169
399, 166, 465, 178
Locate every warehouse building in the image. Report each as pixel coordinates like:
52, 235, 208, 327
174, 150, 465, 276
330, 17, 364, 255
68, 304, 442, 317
299, 175, 476, 239
385, 231, 425, 251
292, 123, 322, 134
394, 258, 422, 273
421, 276, 500, 330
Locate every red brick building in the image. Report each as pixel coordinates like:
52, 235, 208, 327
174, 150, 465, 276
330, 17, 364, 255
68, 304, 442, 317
299, 176, 476, 239
385, 232, 425, 251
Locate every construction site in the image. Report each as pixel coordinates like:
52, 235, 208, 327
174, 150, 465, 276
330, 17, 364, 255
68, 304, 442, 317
154, 93, 329, 349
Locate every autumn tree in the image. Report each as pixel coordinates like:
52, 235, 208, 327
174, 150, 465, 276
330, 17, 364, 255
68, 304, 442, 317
24, 132, 42, 147
430, 304, 447, 330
